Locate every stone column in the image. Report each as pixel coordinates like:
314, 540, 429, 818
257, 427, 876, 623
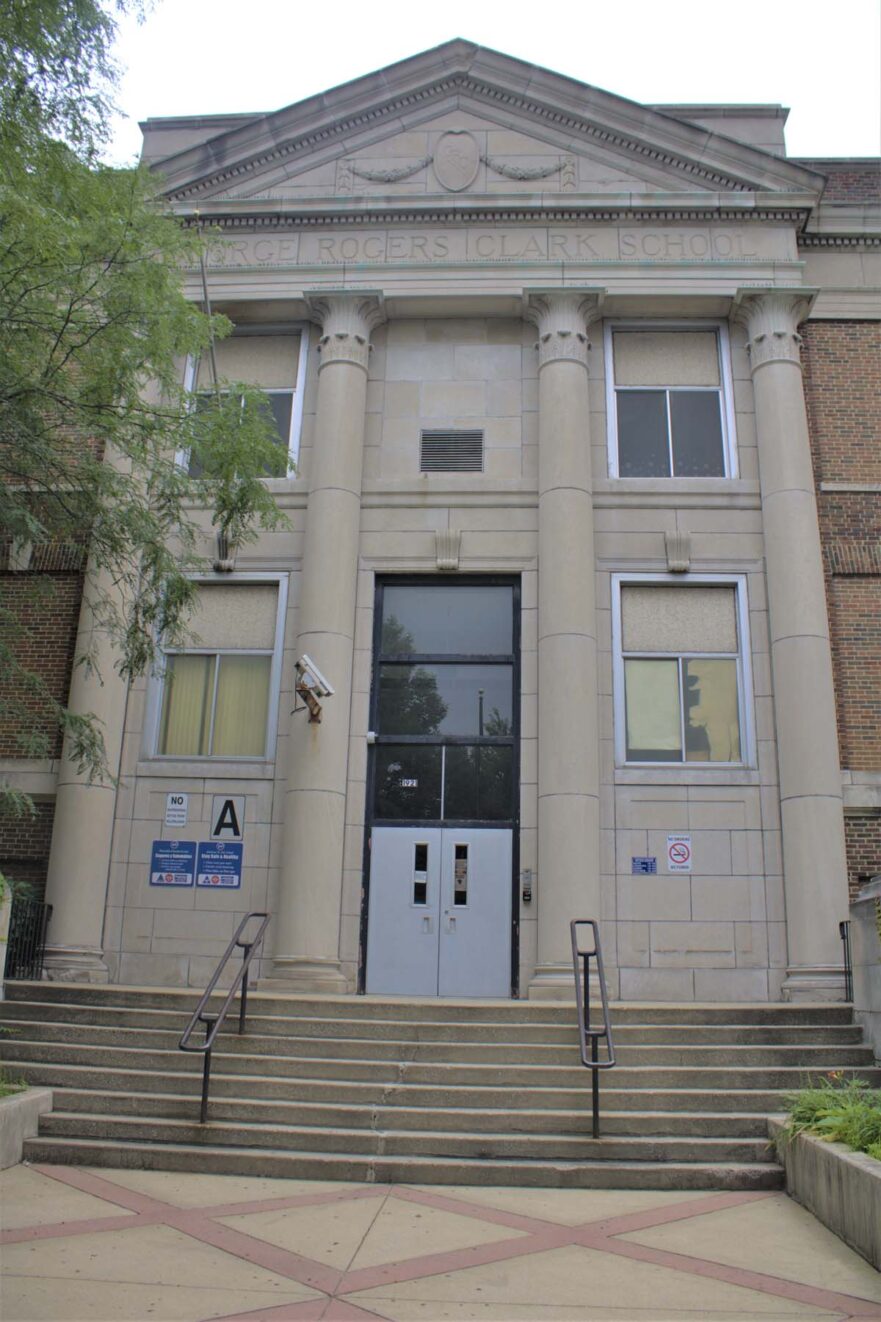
42, 566, 129, 981
736, 290, 849, 1000
271, 294, 383, 992
525, 293, 603, 999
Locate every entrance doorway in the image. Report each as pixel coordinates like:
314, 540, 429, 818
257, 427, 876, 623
361, 578, 519, 997
365, 828, 512, 996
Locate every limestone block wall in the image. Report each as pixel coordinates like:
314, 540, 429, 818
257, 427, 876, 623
368, 318, 531, 482
102, 308, 787, 997
590, 320, 784, 1000
103, 545, 305, 988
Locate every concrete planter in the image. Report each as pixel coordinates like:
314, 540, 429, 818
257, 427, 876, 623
0, 1087, 52, 1169
769, 1115, 881, 1269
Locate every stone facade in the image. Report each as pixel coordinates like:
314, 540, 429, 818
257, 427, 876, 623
4, 42, 879, 1000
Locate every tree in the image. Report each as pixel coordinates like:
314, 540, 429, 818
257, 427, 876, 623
0, 1, 289, 828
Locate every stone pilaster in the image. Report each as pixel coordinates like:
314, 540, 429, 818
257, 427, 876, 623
270, 293, 383, 992
525, 292, 603, 999
735, 290, 849, 1000
42, 567, 129, 981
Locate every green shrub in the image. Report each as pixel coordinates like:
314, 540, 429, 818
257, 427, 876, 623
780, 1073, 881, 1161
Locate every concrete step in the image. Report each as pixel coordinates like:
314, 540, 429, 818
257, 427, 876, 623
34, 1113, 778, 1167
6, 1061, 799, 1113
7, 1037, 878, 1090
5, 1020, 875, 1069
6, 983, 864, 1190
52, 1088, 775, 1137
0, 1001, 864, 1045
3, 982, 856, 1024
21, 1135, 785, 1191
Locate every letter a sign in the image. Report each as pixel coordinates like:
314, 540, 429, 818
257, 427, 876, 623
210, 795, 245, 841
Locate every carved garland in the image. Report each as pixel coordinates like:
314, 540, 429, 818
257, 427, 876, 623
343, 152, 566, 186
349, 156, 432, 183
480, 154, 562, 181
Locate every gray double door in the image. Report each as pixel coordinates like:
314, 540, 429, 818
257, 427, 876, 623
365, 826, 512, 997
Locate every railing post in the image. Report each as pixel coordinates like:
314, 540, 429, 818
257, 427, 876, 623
200, 1014, 216, 1124
591, 1034, 599, 1140
839, 921, 853, 1002
238, 944, 252, 1034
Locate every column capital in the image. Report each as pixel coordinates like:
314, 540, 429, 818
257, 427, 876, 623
524, 291, 603, 370
306, 292, 385, 372
733, 290, 815, 372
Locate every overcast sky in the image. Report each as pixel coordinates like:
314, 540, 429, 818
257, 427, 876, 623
108, 0, 881, 164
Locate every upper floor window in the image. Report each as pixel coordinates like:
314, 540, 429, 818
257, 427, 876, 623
182, 325, 308, 477
605, 324, 736, 478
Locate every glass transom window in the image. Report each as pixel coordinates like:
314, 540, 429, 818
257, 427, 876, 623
372, 581, 518, 823
608, 326, 734, 478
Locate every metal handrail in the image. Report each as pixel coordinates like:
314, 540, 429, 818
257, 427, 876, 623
179, 911, 270, 1122
839, 920, 853, 1003
570, 919, 616, 1139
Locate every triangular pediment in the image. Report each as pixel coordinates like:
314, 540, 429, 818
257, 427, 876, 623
150, 40, 824, 209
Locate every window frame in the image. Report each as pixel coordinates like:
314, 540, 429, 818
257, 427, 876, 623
176, 322, 310, 476
611, 573, 755, 769
604, 320, 738, 479
368, 576, 521, 828
145, 571, 288, 763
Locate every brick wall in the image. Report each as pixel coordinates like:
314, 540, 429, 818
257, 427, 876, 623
804, 320, 881, 901
844, 813, 881, 903
794, 160, 881, 204
826, 579, 881, 769
0, 571, 83, 759
803, 320, 881, 772
0, 800, 55, 899
803, 321, 881, 487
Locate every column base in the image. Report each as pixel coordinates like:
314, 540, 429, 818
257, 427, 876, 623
781, 965, 848, 1003
264, 957, 349, 996
41, 946, 109, 984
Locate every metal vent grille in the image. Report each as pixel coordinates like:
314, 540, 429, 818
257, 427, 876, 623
420, 430, 484, 473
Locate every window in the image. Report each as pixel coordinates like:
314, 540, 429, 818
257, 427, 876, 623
154, 577, 286, 759
181, 325, 308, 476
605, 324, 736, 478
612, 577, 752, 766
371, 580, 518, 823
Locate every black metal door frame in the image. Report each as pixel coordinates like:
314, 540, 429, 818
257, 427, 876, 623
358, 574, 521, 996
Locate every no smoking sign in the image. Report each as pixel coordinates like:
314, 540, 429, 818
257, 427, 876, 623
666, 834, 692, 873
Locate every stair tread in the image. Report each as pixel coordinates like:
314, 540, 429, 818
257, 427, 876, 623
24, 1135, 782, 1171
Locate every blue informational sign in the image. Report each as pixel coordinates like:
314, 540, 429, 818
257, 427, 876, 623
196, 840, 244, 890
631, 856, 658, 875
150, 840, 196, 887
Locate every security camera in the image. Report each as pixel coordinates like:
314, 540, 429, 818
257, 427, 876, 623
295, 655, 335, 698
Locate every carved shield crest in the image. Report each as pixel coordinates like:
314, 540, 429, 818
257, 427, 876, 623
433, 131, 480, 192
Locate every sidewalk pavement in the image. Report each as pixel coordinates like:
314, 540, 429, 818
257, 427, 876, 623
1, 1163, 879, 1321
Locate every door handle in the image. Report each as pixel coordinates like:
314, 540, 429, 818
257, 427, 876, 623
422, 916, 433, 934
446, 915, 456, 934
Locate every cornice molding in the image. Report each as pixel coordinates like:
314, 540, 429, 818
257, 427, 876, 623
164, 72, 765, 202
181, 207, 812, 232
798, 234, 881, 249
